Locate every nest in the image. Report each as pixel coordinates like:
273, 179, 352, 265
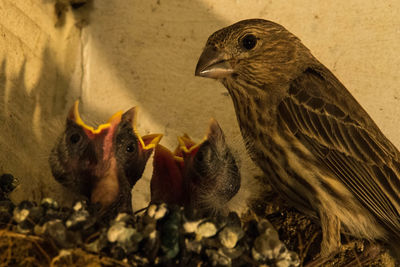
0, 230, 124, 266
0, 173, 395, 267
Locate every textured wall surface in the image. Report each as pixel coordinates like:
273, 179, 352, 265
1, 0, 400, 208
0, 0, 84, 202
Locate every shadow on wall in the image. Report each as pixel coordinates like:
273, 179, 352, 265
0, 47, 79, 205
75, 1, 240, 210
81, 1, 235, 144
47, 0, 95, 28
0, 1, 234, 206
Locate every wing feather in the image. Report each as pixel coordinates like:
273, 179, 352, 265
278, 67, 400, 236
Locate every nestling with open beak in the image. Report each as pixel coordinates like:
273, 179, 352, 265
49, 101, 162, 219
151, 119, 241, 217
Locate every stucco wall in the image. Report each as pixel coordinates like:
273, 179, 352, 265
1, 0, 400, 207
0, 0, 84, 202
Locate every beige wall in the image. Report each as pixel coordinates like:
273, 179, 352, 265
1, 0, 400, 206
0, 0, 83, 202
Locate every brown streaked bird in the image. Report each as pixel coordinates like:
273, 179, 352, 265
151, 119, 241, 217
195, 19, 400, 259
49, 101, 162, 219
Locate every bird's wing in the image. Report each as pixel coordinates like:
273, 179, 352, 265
277, 67, 400, 235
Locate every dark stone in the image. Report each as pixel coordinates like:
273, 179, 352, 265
0, 200, 14, 226
0, 174, 16, 194
43, 208, 70, 223
226, 212, 242, 228
28, 206, 45, 225
44, 220, 71, 248
18, 200, 35, 210
244, 220, 259, 239
111, 245, 126, 260
159, 207, 181, 260
40, 198, 59, 210
65, 208, 90, 230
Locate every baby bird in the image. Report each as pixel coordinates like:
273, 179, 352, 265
49, 101, 162, 218
151, 119, 241, 217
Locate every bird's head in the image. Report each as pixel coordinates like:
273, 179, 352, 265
195, 19, 311, 90
49, 101, 162, 213
178, 119, 241, 216
150, 119, 241, 217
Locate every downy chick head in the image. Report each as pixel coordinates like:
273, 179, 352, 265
49, 101, 162, 214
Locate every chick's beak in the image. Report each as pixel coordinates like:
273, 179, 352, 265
195, 46, 233, 79
122, 106, 163, 152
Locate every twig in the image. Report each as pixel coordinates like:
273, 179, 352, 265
302, 231, 319, 265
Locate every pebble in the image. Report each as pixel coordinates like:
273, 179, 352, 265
183, 219, 202, 234
141, 228, 160, 261
0, 176, 302, 267
252, 219, 300, 266
107, 221, 127, 243
111, 245, 126, 260
205, 248, 231, 266
43, 207, 69, 222
40, 198, 59, 210
107, 221, 143, 254
65, 206, 90, 229
0, 174, 17, 196
29, 206, 45, 224
185, 238, 202, 254
73, 201, 85, 211
275, 251, 300, 267
225, 212, 242, 228
84, 229, 108, 253
114, 212, 134, 224
13, 207, 30, 223
218, 226, 244, 249
253, 232, 286, 260
0, 200, 14, 226
147, 203, 168, 220
195, 221, 217, 240
159, 207, 181, 260
220, 245, 245, 260
43, 219, 71, 248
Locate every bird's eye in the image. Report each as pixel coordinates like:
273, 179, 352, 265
69, 133, 81, 144
196, 151, 204, 162
126, 143, 135, 153
241, 34, 257, 50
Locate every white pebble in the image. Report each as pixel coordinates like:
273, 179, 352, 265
196, 221, 217, 240
183, 220, 202, 233
13, 209, 29, 223
73, 201, 83, 211
219, 227, 239, 248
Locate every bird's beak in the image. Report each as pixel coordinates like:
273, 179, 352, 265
177, 118, 223, 158
68, 100, 123, 136
122, 107, 163, 153
206, 118, 225, 143
177, 134, 205, 159
195, 46, 233, 79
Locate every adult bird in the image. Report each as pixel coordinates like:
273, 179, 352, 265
49, 101, 162, 219
195, 19, 400, 259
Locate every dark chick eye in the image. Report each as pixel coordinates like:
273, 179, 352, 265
241, 34, 257, 50
126, 143, 135, 153
69, 133, 81, 144
196, 151, 204, 162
